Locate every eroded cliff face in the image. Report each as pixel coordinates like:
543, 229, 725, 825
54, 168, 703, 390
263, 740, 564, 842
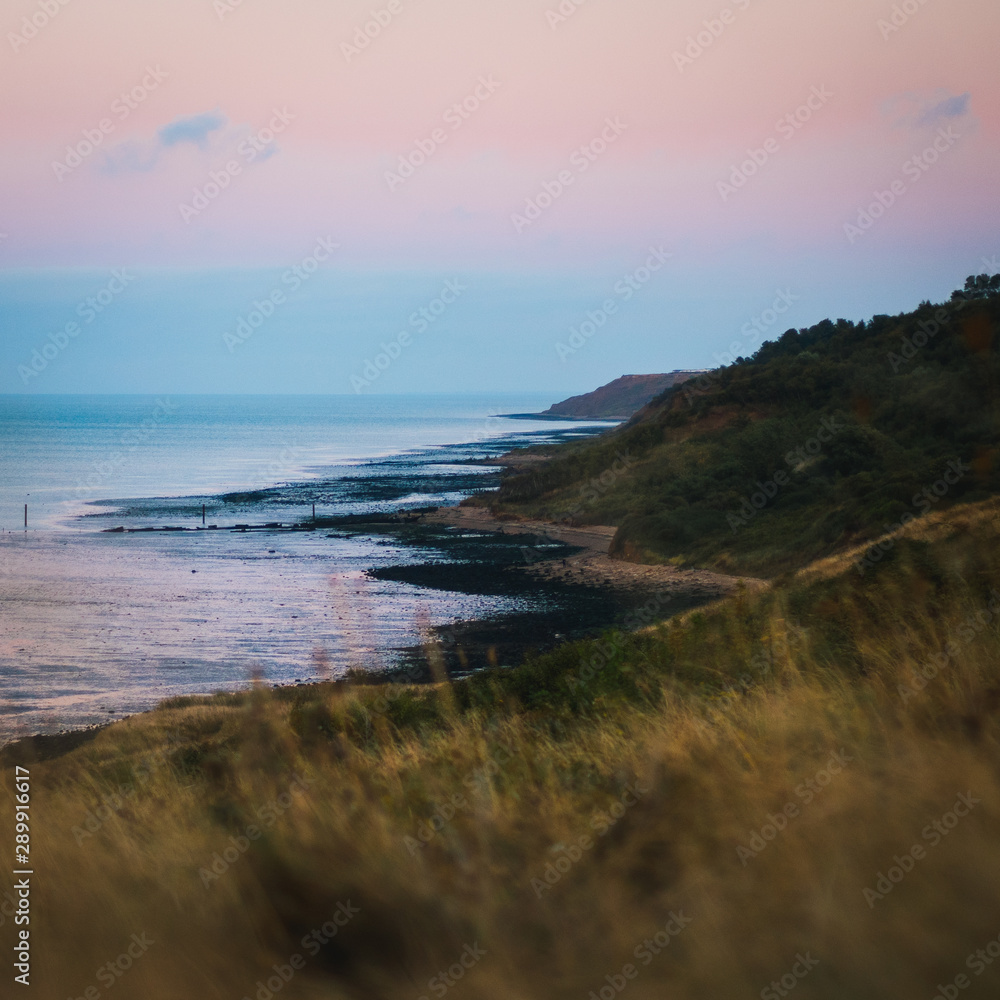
542, 371, 708, 420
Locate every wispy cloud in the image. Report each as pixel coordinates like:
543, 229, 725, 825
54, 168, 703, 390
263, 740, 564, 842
885, 89, 973, 130
158, 111, 226, 149
917, 92, 970, 127
102, 110, 230, 174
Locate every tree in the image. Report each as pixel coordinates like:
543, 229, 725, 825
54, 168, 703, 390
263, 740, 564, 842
952, 273, 1000, 301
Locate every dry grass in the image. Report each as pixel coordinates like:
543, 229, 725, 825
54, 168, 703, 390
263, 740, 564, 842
7, 500, 1000, 998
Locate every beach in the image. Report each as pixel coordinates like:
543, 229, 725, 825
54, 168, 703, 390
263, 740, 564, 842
0, 394, 735, 743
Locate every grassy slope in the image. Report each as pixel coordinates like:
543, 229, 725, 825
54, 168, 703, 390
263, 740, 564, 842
9, 497, 1000, 998
487, 295, 1000, 577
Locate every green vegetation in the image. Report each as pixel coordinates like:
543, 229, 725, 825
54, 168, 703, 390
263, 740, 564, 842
9, 497, 1000, 998
8, 277, 1000, 998
487, 282, 1000, 576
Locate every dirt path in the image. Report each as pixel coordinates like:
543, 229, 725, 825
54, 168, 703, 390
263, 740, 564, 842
422, 505, 766, 600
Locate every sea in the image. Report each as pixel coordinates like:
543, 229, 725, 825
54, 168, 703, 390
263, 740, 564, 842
0, 394, 615, 742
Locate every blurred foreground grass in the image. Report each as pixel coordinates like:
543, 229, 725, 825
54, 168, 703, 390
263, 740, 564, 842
7, 499, 1000, 998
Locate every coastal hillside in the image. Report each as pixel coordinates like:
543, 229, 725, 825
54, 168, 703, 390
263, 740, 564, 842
10, 494, 1000, 999
539, 371, 707, 420
487, 280, 1000, 577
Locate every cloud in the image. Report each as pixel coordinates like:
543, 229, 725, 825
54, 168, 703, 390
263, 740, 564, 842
101, 110, 229, 175
99, 108, 283, 177
885, 90, 972, 130
917, 92, 970, 127
158, 111, 227, 149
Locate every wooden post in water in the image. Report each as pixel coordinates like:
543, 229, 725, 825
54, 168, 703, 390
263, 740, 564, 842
24, 504, 27, 529
312, 503, 316, 523
202, 504, 206, 525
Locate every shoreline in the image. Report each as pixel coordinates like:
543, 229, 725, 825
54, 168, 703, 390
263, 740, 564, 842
1, 423, 757, 752
0, 507, 757, 760
421, 502, 764, 599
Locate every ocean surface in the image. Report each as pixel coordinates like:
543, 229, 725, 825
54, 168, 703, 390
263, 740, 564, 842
0, 395, 615, 741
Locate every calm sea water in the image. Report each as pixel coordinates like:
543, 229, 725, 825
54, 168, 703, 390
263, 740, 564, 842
0, 394, 582, 529
0, 395, 613, 741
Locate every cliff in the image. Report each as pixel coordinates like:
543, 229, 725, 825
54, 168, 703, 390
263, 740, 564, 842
540, 371, 708, 420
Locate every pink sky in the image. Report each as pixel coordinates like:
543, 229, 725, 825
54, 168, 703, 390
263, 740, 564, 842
0, 0, 997, 270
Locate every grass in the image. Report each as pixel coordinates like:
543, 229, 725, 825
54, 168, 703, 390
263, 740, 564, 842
8, 498, 1000, 997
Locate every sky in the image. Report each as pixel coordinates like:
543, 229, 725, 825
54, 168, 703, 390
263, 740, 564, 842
1, 0, 998, 395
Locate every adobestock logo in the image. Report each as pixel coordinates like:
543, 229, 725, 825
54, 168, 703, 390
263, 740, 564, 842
179, 108, 294, 224
385, 76, 501, 192
52, 67, 168, 181
351, 279, 466, 392
554, 247, 670, 360
714, 289, 800, 366
877, 0, 935, 40
223, 237, 338, 353
511, 117, 627, 233
8, 0, 74, 54
546, 0, 590, 29
341, 1, 412, 62
17, 270, 136, 385
844, 127, 960, 243
673, 0, 756, 73
717, 87, 832, 202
